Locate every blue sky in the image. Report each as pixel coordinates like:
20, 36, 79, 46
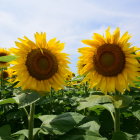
0, 0, 140, 73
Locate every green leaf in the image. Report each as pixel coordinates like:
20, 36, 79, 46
0, 97, 19, 105
16, 90, 41, 108
124, 132, 133, 139
0, 136, 16, 140
60, 135, 107, 140
77, 95, 114, 113
12, 135, 25, 140
132, 110, 140, 120
60, 129, 107, 140
0, 55, 17, 62
102, 103, 115, 113
112, 131, 128, 140
0, 125, 11, 137
38, 115, 57, 122
12, 128, 40, 139
40, 112, 85, 135
111, 95, 132, 108
129, 97, 140, 120
38, 115, 59, 135
78, 121, 100, 134
12, 129, 28, 138
131, 133, 140, 140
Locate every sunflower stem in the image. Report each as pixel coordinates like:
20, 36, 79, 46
0, 69, 2, 91
110, 112, 115, 126
114, 91, 120, 132
50, 88, 54, 114
85, 81, 89, 96
28, 103, 35, 140
23, 107, 29, 117
114, 107, 120, 132
0, 68, 4, 98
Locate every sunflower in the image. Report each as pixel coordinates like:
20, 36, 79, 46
0, 48, 10, 68
11, 32, 70, 93
65, 71, 75, 81
0, 69, 15, 82
78, 27, 140, 94
77, 61, 86, 74
0, 70, 10, 79
5, 69, 17, 83
136, 51, 140, 64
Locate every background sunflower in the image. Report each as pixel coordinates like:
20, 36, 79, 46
0, 48, 10, 68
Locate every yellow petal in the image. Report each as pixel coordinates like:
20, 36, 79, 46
112, 27, 120, 44
105, 27, 111, 43
82, 40, 101, 48
93, 33, 105, 44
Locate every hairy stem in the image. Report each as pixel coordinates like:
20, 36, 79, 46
28, 103, 35, 140
114, 107, 120, 132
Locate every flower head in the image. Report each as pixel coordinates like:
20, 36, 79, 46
78, 27, 140, 94
0, 48, 10, 68
11, 32, 70, 94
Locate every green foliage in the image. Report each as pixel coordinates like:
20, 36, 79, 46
0, 125, 16, 140
0, 125, 11, 137
131, 133, 140, 140
60, 133, 107, 140
39, 112, 85, 135
130, 97, 140, 121
78, 95, 115, 113
0, 55, 17, 62
112, 131, 128, 140
38, 112, 107, 139
0, 73, 140, 140
111, 95, 132, 108
0, 97, 19, 105
12, 128, 40, 139
132, 109, 140, 121
15, 90, 41, 108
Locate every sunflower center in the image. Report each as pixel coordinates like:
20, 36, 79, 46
26, 48, 58, 80
1, 71, 9, 79
94, 44, 125, 76
37, 57, 49, 70
0, 53, 7, 63
100, 52, 115, 66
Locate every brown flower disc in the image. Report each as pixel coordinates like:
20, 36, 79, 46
25, 48, 58, 80
93, 44, 125, 76
1, 71, 9, 79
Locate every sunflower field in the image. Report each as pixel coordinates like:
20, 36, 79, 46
0, 28, 140, 140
